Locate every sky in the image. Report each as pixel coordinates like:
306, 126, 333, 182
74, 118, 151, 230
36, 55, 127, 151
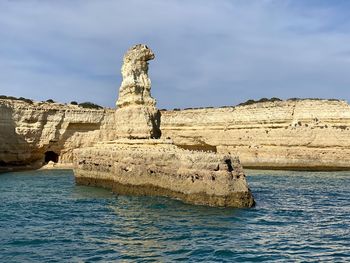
0, 0, 350, 109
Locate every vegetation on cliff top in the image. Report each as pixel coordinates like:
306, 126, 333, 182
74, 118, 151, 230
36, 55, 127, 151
0, 95, 103, 110
1, 95, 341, 111
0, 95, 33, 104
237, 97, 282, 106
237, 97, 341, 107
160, 97, 342, 111
77, 102, 103, 109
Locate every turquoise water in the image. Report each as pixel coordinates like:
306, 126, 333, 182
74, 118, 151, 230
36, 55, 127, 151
0, 170, 349, 262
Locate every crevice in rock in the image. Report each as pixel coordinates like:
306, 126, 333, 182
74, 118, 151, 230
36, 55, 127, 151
225, 159, 234, 172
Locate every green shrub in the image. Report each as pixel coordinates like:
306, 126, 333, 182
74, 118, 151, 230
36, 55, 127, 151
0, 95, 33, 104
238, 97, 282, 106
78, 102, 103, 109
70, 101, 78, 105
46, 99, 55, 103
270, 97, 282, 102
237, 99, 256, 106
18, 97, 33, 104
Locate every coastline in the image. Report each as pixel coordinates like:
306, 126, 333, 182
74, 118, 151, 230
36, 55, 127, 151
0, 163, 73, 174
3, 163, 350, 174
2, 98, 350, 171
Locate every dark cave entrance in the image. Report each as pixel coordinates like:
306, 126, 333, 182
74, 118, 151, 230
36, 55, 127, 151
225, 159, 234, 172
44, 151, 59, 163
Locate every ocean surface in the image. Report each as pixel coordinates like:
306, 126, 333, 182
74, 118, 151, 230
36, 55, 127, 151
0, 169, 349, 262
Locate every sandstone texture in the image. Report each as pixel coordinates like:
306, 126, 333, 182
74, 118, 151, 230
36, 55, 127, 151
0, 99, 115, 168
74, 139, 254, 207
1, 98, 350, 171
116, 44, 156, 108
73, 44, 255, 207
161, 99, 350, 170
1, 43, 350, 172
115, 44, 161, 139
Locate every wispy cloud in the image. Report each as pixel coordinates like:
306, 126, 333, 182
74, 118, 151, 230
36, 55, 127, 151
0, 0, 349, 108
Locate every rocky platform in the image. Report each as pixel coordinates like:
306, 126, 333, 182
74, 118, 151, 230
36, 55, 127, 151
74, 139, 254, 207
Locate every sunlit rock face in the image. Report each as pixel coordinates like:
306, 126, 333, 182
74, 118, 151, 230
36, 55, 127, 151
0, 99, 115, 168
74, 139, 255, 208
115, 44, 161, 139
161, 99, 350, 170
116, 44, 156, 108
73, 44, 255, 208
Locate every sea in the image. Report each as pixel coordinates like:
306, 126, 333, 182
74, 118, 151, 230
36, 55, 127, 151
0, 169, 349, 262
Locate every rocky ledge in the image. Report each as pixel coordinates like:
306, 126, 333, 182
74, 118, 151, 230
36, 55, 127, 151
74, 139, 254, 207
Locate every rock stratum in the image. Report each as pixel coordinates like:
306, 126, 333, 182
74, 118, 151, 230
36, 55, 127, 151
1, 98, 350, 171
74, 139, 254, 207
1, 44, 349, 172
0, 99, 115, 168
161, 99, 350, 170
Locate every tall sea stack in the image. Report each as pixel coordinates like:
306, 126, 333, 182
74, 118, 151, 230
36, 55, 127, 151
73, 44, 255, 208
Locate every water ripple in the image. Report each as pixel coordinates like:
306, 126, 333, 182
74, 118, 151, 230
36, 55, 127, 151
0, 169, 349, 262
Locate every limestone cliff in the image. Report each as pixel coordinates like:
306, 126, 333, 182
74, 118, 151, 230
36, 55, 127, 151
1, 98, 350, 171
0, 99, 115, 168
161, 99, 350, 170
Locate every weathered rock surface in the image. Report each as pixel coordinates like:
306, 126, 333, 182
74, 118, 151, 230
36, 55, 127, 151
1, 98, 350, 171
116, 44, 156, 108
161, 99, 350, 170
0, 99, 115, 168
1, 43, 349, 172
115, 44, 161, 139
73, 44, 255, 207
74, 139, 254, 207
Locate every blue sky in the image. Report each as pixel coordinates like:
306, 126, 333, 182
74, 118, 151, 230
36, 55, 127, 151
0, 0, 349, 109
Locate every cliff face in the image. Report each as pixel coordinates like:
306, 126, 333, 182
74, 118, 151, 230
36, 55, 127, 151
161, 99, 350, 170
0, 99, 115, 167
1, 98, 350, 170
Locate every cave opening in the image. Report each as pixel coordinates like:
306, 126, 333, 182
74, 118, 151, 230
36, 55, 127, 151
225, 159, 234, 172
44, 151, 59, 163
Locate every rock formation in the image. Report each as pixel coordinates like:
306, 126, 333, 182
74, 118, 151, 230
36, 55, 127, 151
74, 139, 254, 207
115, 44, 161, 139
2, 98, 350, 171
1, 47, 350, 172
73, 44, 255, 208
161, 99, 350, 170
0, 99, 114, 169
116, 44, 156, 108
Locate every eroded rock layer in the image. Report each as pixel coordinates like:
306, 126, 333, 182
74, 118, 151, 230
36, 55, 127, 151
1, 98, 350, 171
161, 99, 350, 170
74, 139, 254, 207
115, 44, 161, 139
72, 44, 255, 207
0, 99, 114, 168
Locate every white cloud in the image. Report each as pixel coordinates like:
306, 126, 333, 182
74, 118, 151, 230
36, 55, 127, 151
0, 0, 349, 108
